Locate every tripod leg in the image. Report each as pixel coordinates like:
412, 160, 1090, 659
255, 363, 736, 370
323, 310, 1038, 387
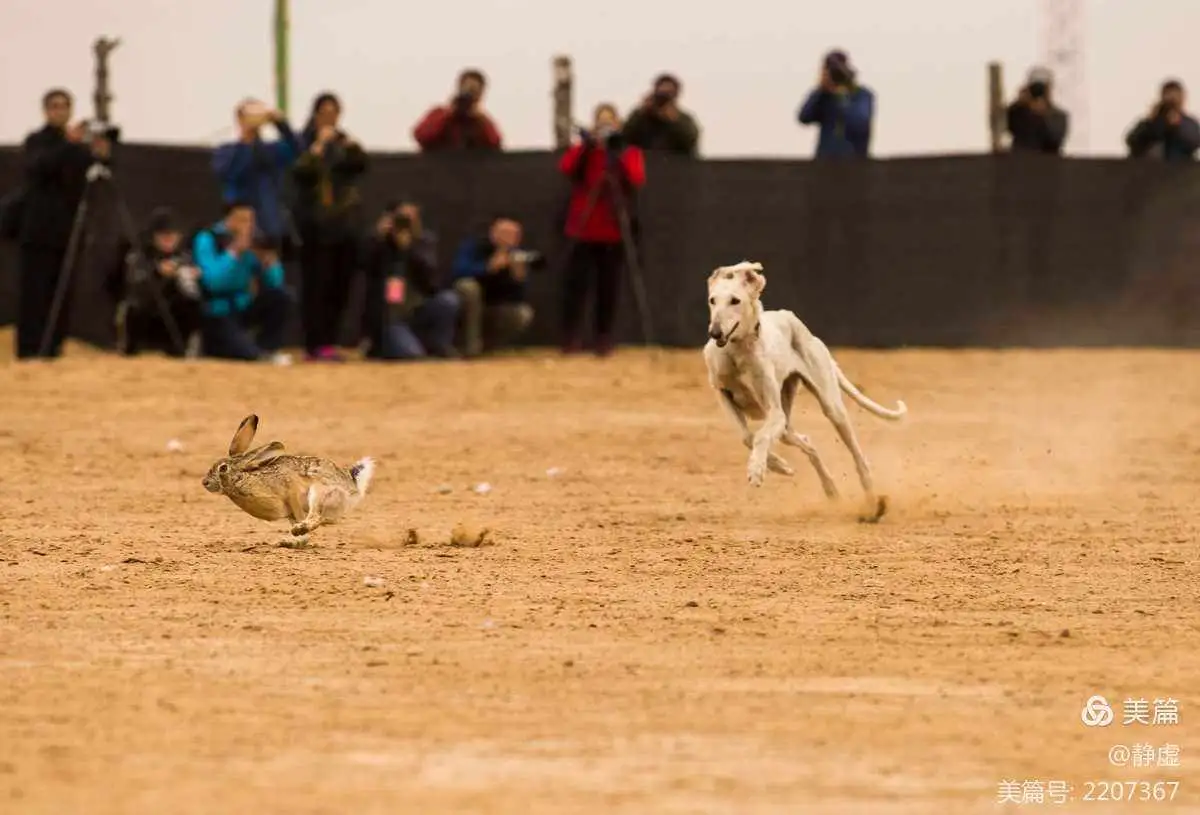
107, 176, 187, 356
38, 187, 91, 358
613, 193, 654, 349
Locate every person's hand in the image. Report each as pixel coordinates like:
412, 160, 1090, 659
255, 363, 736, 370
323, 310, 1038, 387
376, 214, 394, 236
818, 67, 836, 92
511, 258, 528, 281
255, 249, 279, 268
91, 136, 111, 159
66, 121, 87, 143
486, 248, 509, 273
229, 230, 253, 255
641, 93, 657, 111
267, 109, 286, 124
157, 259, 179, 277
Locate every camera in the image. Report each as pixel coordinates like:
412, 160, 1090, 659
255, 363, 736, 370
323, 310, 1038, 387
452, 91, 474, 114
393, 213, 413, 232
82, 119, 120, 141
1027, 81, 1049, 100
509, 249, 546, 271
652, 89, 673, 107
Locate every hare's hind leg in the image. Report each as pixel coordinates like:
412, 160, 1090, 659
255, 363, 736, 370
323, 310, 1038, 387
291, 485, 351, 538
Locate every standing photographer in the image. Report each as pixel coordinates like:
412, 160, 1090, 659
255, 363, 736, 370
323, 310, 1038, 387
360, 202, 459, 360
1125, 79, 1200, 162
797, 50, 874, 159
15, 88, 113, 359
622, 73, 702, 157
212, 99, 301, 243
1006, 66, 1070, 155
558, 103, 646, 356
293, 92, 368, 362
412, 69, 503, 152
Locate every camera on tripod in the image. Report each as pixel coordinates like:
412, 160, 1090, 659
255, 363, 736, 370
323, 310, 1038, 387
81, 119, 121, 142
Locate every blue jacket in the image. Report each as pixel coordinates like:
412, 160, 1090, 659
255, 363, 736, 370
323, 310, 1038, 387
211, 122, 301, 239
452, 236, 527, 304
193, 222, 285, 317
798, 86, 874, 158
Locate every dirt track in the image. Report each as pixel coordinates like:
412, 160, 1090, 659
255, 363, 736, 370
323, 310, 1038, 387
1, 336, 1198, 814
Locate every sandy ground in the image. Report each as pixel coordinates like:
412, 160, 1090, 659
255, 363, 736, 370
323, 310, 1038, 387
1, 332, 1198, 814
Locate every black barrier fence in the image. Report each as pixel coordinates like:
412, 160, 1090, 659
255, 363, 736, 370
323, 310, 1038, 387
3, 145, 1200, 350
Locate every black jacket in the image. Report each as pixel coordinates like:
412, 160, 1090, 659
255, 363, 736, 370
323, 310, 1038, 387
359, 229, 440, 340
18, 125, 99, 249
291, 129, 369, 240
106, 235, 202, 313
622, 107, 701, 157
1006, 101, 1069, 154
1126, 110, 1200, 161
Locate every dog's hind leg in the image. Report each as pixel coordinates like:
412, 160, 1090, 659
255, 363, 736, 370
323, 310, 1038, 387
779, 374, 839, 499
804, 347, 886, 522
718, 390, 793, 475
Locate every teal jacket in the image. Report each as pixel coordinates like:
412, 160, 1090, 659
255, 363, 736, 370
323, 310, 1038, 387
193, 222, 285, 317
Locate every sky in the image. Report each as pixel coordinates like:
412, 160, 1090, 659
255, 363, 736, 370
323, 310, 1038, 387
1, 0, 1198, 158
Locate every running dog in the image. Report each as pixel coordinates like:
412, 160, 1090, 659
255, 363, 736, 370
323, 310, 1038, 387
703, 261, 907, 522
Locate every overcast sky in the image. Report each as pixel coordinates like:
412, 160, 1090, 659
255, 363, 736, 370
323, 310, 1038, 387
1, 0, 1197, 158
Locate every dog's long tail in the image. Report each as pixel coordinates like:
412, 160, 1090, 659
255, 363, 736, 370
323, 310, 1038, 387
835, 366, 907, 420
349, 457, 376, 496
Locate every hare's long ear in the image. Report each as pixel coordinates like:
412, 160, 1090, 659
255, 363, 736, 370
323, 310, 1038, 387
242, 441, 285, 471
229, 414, 259, 456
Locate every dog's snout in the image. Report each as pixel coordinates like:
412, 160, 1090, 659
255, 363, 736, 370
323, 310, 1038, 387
708, 326, 723, 340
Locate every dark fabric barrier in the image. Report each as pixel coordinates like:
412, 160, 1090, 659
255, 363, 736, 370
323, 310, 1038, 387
3, 145, 1200, 349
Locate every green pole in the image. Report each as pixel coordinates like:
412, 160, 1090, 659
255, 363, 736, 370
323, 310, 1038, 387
273, 0, 289, 115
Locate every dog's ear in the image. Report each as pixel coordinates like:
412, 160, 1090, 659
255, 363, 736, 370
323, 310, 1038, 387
743, 265, 766, 298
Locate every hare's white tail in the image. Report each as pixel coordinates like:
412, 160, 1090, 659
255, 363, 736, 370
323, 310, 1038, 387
350, 457, 375, 495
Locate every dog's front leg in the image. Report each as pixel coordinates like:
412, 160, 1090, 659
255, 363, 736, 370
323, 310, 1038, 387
746, 375, 787, 487
718, 390, 792, 475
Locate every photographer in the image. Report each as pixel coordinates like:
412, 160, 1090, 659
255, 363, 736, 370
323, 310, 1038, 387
1126, 79, 1200, 162
558, 103, 646, 357
107, 207, 203, 358
1006, 66, 1069, 154
797, 50, 874, 159
14, 88, 113, 359
451, 216, 538, 357
192, 201, 294, 364
293, 92, 369, 362
212, 99, 301, 243
412, 69, 503, 152
622, 73, 702, 157
361, 201, 459, 360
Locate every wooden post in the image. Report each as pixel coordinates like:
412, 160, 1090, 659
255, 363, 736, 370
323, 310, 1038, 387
553, 55, 573, 150
988, 61, 1005, 153
274, 0, 290, 116
92, 37, 121, 125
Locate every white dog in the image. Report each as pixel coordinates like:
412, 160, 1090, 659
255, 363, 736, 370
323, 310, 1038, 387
703, 261, 907, 522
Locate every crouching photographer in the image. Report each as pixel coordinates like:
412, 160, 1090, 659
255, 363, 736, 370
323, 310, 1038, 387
192, 201, 294, 364
451, 215, 540, 357
361, 202, 459, 360
558, 103, 646, 356
107, 207, 203, 357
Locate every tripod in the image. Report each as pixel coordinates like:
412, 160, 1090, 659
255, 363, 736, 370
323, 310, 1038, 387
558, 149, 655, 350
39, 163, 186, 358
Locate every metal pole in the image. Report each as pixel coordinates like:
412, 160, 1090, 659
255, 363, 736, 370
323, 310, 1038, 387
273, 0, 290, 116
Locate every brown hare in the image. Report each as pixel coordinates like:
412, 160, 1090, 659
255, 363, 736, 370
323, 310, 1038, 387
202, 414, 375, 545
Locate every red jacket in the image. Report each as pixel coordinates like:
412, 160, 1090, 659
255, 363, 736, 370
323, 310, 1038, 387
413, 107, 502, 151
559, 142, 646, 243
